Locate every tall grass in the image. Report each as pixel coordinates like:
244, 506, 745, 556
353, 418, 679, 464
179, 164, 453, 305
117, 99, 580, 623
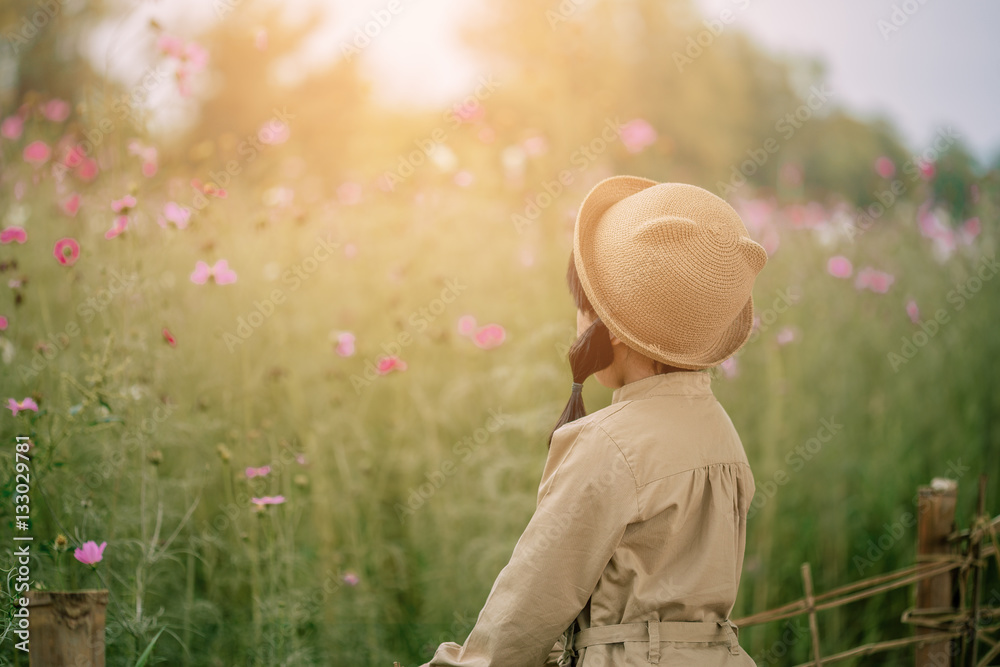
1, 127, 998, 666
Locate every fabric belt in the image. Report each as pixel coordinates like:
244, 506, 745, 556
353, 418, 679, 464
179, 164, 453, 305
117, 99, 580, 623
569, 619, 741, 664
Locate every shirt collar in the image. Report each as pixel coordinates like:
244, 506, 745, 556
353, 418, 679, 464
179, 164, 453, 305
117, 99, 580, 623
610, 370, 713, 404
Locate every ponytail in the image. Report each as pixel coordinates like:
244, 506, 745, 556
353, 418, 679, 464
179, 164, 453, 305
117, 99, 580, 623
547, 317, 615, 448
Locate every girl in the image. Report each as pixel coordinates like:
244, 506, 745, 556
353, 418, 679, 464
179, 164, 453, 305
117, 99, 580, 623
421, 175, 766, 666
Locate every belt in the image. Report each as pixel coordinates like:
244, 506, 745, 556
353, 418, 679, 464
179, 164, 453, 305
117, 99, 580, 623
561, 619, 741, 664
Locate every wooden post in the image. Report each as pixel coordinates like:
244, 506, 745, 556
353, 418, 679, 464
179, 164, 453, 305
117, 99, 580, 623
27, 590, 108, 666
915, 478, 957, 667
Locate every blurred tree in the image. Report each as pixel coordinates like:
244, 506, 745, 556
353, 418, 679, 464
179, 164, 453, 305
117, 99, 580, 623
177, 3, 369, 197
0, 0, 111, 109
930, 140, 980, 222
790, 113, 912, 207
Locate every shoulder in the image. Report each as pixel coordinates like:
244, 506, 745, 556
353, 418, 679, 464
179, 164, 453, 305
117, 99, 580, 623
550, 400, 630, 442
545, 403, 637, 488
589, 393, 751, 482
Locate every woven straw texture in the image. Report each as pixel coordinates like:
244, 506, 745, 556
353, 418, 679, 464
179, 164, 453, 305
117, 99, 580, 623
572, 175, 768, 370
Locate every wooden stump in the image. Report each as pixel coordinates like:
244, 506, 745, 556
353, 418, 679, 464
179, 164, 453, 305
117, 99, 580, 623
26, 590, 108, 667
915, 479, 957, 667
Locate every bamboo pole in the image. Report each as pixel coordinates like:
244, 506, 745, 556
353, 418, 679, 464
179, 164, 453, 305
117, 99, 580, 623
801, 562, 822, 665
966, 474, 987, 667
735, 559, 961, 627
916, 478, 958, 667
792, 631, 964, 667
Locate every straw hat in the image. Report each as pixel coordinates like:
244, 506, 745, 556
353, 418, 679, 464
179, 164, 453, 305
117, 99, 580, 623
572, 175, 768, 370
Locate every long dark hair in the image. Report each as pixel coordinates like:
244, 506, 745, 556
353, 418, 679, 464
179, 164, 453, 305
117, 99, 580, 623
548, 251, 668, 448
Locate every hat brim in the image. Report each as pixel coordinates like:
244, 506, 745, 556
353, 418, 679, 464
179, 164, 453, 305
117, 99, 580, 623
572, 175, 756, 370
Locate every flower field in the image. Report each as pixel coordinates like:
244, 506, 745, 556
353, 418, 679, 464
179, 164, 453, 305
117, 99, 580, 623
1, 0, 998, 664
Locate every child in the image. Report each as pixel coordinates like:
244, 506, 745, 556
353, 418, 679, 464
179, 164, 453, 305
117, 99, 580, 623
421, 175, 766, 665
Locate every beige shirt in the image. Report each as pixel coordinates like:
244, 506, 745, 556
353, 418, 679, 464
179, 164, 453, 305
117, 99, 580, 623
423, 370, 757, 666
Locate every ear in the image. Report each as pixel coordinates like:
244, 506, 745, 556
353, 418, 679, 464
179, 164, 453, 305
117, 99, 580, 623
608, 330, 622, 345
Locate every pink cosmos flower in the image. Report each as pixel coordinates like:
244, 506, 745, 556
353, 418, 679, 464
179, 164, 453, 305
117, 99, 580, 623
191, 179, 228, 199
258, 119, 290, 145
105, 215, 129, 240
452, 101, 484, 124
334, 332, 355, 357
827, 256, 853, 279
337, 182, 362, 205
295, 454, 307, 465
159, 202, 191, 229
74, 540, 106, 565
1, 116, 24, 140
53, 238, 80, 265
758, 226, 780, 256
0, 315, 7, 330
41, 99, 71, 123
620, 118, 657, 154
473, 324, 506, 349
906, 299, 920, 324
246, 466, 271, 478
175, 71, 192, 98
375, 355, 407, 375
128, 140, 158, 177
251, 495, 285, 509
960, 217, 981, 243
477, 126, 496, 144
182, 41, 209, 69
720, 357, 738, 379
457, 315, 477, 336
159, 35, 209, 97
61, 193, 81, 217
23, 141, 51, 167
854, 267, 895, 294
1, 227, 27, 244
8, 397, 39, 415
918, 161, 935, 180
343, 572, 360, 586
111, 195, 137, 212
775, 326, 798, 346
158, 34, 185, 57
190, 260, 237, 285
917, 203, 955, 259
163, 328, 177, 347
62, 144, 85, 168
780, 162, 803, 187
522, 135, 548, 157
874, 156, 895, 178
75, 157, 99, 182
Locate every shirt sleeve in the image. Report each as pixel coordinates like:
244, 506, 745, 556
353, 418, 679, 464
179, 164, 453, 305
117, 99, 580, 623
421, 420, 639, 667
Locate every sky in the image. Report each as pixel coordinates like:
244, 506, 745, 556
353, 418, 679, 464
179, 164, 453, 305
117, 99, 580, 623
357, 0, 1000, 164
689, 0, 1000, 164
94, 0, 1000, 164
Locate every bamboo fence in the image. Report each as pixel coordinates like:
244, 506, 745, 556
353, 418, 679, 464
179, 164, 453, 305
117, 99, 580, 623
733, 474, 1000, 666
